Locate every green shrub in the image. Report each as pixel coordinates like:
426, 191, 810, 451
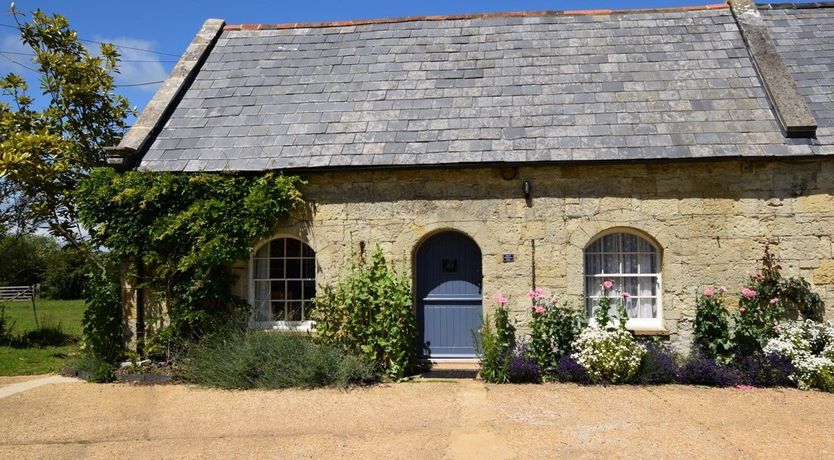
180, 332, 379, 389
0, 234, 58, 287
77, 169, 304, 348
733, 246, 825, 356
311, 247, 416, 380
42, 246, 88, 299
475, 304, 515, 384
81, 266, 123, 363
693, 287, 733, 361
70, 352, 117, 383
527, 288, 582, 378
0, 304, 13, 345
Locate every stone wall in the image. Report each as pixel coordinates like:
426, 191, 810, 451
231, 158, 834, 351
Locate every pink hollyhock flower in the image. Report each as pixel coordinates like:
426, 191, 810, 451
739, 306, 746, 313
769, 297, 780, 305
602, 280, 614, 290
741, 288, 757, 299
719, 286, 727, 294
735, 385, 754, 391
623, 292, 631, 299
492, 292, 508, 305
704, 288, 714, 298
527, 290, 537, 299
534, 305, 545, 314
535, 287, 545, 297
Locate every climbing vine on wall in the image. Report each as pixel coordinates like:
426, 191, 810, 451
76, 168, 304, 351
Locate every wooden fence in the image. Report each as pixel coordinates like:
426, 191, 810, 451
0, 285, 39, 302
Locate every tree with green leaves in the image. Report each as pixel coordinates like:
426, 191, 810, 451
0, 7, 132, 365
0, 6, 132, 251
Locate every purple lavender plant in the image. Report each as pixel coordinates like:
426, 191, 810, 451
554, 354, 592, 384
636, 342, 678, 385
677, 356, 739, 387
508, 343, 541, 384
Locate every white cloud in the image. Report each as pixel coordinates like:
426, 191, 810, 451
0, 32, 171, 94
94, 36, 171, 93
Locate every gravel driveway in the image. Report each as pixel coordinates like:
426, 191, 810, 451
1, 376, 833, 459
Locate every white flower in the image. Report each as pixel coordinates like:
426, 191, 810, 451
764, 320, 834, 390
572, 323, 644, 384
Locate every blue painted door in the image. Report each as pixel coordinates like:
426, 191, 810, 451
416, 232, 482, 358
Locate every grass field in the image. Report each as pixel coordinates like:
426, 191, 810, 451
0, 299, 85, 376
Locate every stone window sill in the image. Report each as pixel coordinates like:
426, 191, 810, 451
631, 328, 671, 336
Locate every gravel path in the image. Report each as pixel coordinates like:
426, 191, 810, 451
1, 378, 833, 459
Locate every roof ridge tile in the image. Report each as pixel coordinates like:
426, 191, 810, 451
224, 4, 729, 31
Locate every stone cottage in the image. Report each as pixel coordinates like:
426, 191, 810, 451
108, 0, 834, 357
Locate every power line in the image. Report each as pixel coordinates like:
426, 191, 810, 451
116, 80, 164, 87
0, 23, 181, 57
0, 51, 164, 87
0, 51, 37, 71
0, 49, 178, 63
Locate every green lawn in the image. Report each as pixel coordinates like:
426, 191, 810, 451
0, 299, 85, 376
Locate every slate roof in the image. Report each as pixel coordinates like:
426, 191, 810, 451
762, 4, 834, 143
133, 4, 834, 172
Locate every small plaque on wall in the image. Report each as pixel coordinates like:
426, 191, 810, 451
503, 254, 514, 263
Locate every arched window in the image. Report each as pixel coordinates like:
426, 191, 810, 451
584, 231, 662, 330
251, 237, 316, 328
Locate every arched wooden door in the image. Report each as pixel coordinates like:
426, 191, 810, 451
416, 231, 483, 358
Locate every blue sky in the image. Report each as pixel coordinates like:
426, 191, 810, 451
1, 0, 708, 116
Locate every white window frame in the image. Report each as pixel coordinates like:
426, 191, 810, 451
584, 229, 664, 332
248, 236, 316, 331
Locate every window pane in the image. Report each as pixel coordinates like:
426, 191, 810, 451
638, 237, 655, 253
270, 239, 285, 257
286, 239, 301, 257
255, 244, 269, 259
623, 254, 638, 274
587, 238, 601, 253
585, 276, 601, 298
603, 253, 619, 274
623, 277, 639, 297
254, 299, 270, 322
303, 280, 316, 300
287, 301, 303, 321
622, 233, 638, 252
639, 276, 655, 297
286, 259, 301, 278
302, 259, 315, 279
271, 281, 286, 300
286, 280, 303, 301
269, 259, 285, 279
635, 298, 655, 319
302, 300, 313, 320
253, 259, 269, 279
585, 254, 601, 274
272, 301, 286, 321
254, 281, 270, 302
603, 234, 620, 253
302, 243, 315, 258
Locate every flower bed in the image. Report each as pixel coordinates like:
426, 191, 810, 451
475, 247, 831, 392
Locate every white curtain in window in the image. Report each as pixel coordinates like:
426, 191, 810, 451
584, 232, 660, 321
